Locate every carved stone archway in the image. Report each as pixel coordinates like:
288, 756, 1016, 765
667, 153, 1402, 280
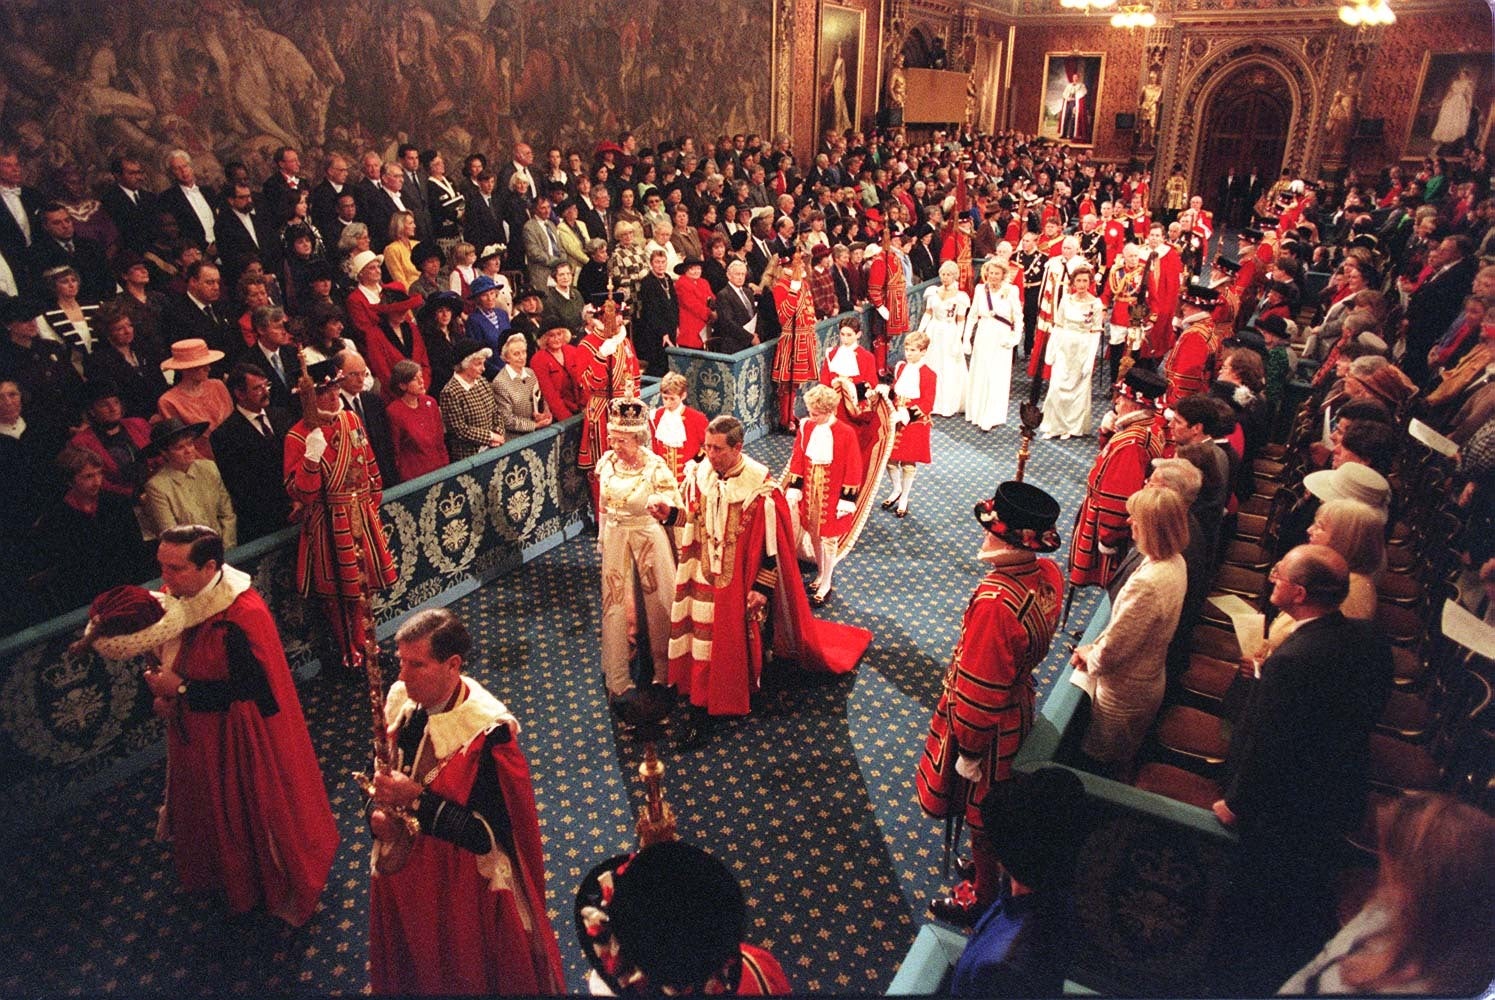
1161, 36, 1324, 195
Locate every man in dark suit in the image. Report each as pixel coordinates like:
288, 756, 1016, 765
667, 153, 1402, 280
745, 217, 774, 285
238, 305, 300, 410
396, 143, 434, 242
324, 192, 361, 253
217, 181, 281, 288
260, 146, 305, 209
309, 154, 352, 240
462, 170, 509, 253
157, 149, 219, 255
211, 362, 293, 541
335, 348, 399, 487
1401, 235, 1477, 386
495, 142, 536, 221
0, 149, 43, 268
32, 203, 112, 301
161, 261, 236, 353
354, 151, 386, 224
710, 259, 758, 353
365, 163, 417, 252
99, 156, 157, 255
1212, 544, 1393, 990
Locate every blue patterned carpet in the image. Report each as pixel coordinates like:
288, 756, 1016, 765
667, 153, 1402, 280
1, 370, 1110, 997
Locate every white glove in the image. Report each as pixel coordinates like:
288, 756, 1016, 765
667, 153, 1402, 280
789, 280, 802, 292
302, 427, 328, 463
785, 488, 803, 506
874, 383, 891, 400
836, 499, 856, 517
877, 305, 890, 320
598, 335, 620, 358
955, 754, 984, 784
1098, 540, 1118, 555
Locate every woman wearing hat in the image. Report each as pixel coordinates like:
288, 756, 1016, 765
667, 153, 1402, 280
362, 285, 431, 401
916, 479, 1064, 925
347, 249, 417, 359
1072, 486, 1189, 774
595, 396, 680, 706
156, 338, 232, 459
36, 264, 101, 369
438, 341, 505, 461
673, 256, 714, 350
532, 325, 585, 421
139, 416, 237, 548
406, 240, 446, 299
416, 290, 464, 395
113, 251, 170, 353
462, 273, 512, 376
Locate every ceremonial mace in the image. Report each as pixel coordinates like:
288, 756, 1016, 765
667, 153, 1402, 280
612, 693, 678, 848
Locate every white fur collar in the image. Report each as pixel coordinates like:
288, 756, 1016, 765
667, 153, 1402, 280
384, 676, 520, 761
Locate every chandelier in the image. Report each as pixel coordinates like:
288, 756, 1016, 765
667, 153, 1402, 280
1110, 2, 1157, 27
1060, 0, 1119, 11
1338, 0, 1395, 24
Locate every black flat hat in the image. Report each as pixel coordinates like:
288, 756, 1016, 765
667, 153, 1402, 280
144, 416, 209, 455
974, 480, 1062, 552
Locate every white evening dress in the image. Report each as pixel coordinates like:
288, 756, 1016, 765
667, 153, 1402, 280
963, 280, 1024, 430
920, 287, 970, 417
1038, 292, 1105, 438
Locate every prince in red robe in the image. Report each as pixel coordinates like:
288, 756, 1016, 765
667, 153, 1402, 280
660, 415, 870, 747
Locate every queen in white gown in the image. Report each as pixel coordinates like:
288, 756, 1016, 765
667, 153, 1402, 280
963, 258, 1024, 431
920, 260, 970, 416
1038, 267, 1105, 439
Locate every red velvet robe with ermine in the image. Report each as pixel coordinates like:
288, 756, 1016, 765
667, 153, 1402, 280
915, 555, 1063, 827
370, 677, 566, 995
166, 585, 339, 926
667, 457, 870, 716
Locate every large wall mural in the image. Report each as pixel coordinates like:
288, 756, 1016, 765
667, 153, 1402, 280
0, 0, 773, 188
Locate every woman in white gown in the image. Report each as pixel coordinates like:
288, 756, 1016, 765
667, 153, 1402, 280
1038, 266, 1105, 439
919, 260, 970, 417
963, 258, 1024, 431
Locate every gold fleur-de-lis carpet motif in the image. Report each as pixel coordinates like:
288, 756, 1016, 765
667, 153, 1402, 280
0, 372, 1110, 995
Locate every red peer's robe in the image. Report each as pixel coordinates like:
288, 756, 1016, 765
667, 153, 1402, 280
1141, 245, 1182, 361
166, 582, 339, 925
370, 677, 566, 995
667, 458, 870, 716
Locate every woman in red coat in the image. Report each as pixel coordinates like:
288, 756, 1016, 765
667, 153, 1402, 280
784, 384, 862, 606
673, 257, 714, 350
531, 325, 585, 420
882, 329, 937, 517
345, 249, 430, 395
385, 359, 450, 481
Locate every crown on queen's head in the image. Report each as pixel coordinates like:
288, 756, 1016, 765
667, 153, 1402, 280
608, 396, 649, 431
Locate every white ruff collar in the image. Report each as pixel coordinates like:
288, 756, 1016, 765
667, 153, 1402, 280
805, 419, 836, 464
384, 676, 520, 761
894, 360, 923, 399
175, 564, 253, 630
654, 406, 686, 448
828, 345, 860, 377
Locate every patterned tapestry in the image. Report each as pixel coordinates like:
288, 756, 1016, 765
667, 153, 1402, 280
0, 0, 773, 189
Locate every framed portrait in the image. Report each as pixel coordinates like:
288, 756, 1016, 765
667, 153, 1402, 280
818, 4, 864, 138
1402, 51, 1494, 161
1037, 53, 1105, 146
